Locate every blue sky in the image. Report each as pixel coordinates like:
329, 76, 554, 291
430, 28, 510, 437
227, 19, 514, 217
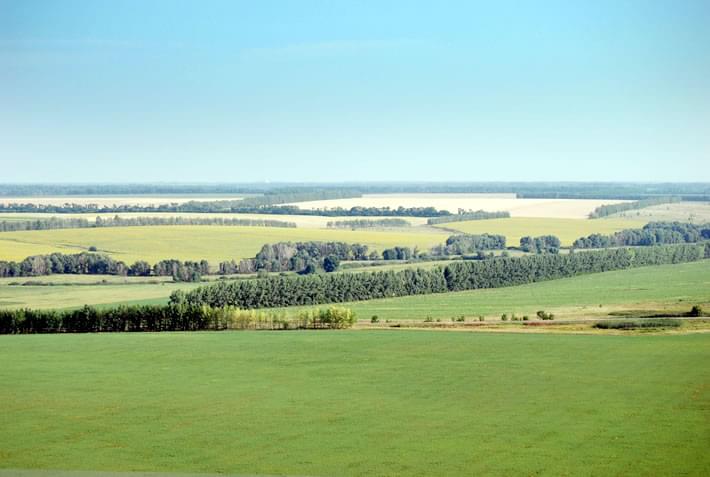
1, 0, 709, 182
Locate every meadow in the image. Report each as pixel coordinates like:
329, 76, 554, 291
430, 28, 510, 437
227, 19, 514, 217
606, 201, 710, 223
0, 225, 449, 263
438, 217, 648, 246
1, 331, 708, 476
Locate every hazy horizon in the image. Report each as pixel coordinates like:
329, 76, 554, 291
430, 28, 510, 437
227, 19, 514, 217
2, 1, 709, 182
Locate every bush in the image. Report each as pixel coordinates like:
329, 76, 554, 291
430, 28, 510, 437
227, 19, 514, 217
593, 319, 682, 330
501, 314, 508, 321
371, 315, 379, 323
536, 310, 554, 320
689, 305, 703, 317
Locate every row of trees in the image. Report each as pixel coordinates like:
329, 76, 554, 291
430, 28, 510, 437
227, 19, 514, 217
588, 196, 681, 218
0, 215, 296, 232
177, 243, 705, 309
431, 234, 507, 256
427, 210, 510, 225
573, 222, 710, 249
0, 253, 208, 282
0, 304, 356, 334
0, 202, 452, 217
520, 235, 561, 254
218, 241, 372, 275
327, 218, 411, 228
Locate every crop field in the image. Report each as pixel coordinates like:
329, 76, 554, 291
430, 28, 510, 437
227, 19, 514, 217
0, 212, 429, 229
1, 331, 708, 476
438, 217, 648, 246
607, 201, 710, 223
289, 193, 628, 219
0, 225, 449, 263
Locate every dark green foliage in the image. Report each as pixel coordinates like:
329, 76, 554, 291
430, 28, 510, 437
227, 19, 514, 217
382, 246, 413, 260
427, 210, 510, 225
0, 252, 205, 281
180, 244, 704, 310
323, 255, 340, 272
230, 241, 370, 274
589, 196, 681, 218
573, 222, 710, 249
536, 310, 554, 320
0, 304, 357, 334
520, 235, 561, 254
593, 319, 682, 329
432, 234, 506, 255
689, 305, 703, 317
327, 218, 411, 228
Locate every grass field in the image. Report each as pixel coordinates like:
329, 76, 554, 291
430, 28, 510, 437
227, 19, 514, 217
438, 217, 648, 246
0, 225, 449, 263
1, 260, 707, 316
281, 260, 710, 321
1, 331, 708, 476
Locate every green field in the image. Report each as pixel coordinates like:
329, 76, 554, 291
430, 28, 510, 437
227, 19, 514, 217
2, 260, 708, 316
0, 225, 448, 263
1, 331, 708, 476
438, 217, 648, 246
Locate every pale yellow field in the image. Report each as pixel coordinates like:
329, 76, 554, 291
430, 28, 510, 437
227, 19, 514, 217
0, 212, 427, 229
288, 194, 628, 219
0, 195, 246, 207
439, 217, 648, 247
0, 225, 449, 263
606, 201, 710, 223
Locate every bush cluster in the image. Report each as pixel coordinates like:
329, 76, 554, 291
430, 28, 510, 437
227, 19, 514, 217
0, 304, 356, 334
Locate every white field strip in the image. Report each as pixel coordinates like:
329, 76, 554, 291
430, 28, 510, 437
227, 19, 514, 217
0, 196, 245, 207
288, 194, 629, 219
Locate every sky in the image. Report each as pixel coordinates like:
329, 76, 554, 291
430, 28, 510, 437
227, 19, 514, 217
1, 0, 709, 183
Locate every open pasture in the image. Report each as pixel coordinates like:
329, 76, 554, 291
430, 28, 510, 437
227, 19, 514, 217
0, 225, 449, 263
289, 193, 628, 219
1, 331, 708, 476
439, 217, 648, 246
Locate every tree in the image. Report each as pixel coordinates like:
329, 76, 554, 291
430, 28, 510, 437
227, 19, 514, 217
323, 255, 340, 272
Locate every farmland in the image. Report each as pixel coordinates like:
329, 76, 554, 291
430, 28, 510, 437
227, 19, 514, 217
2, 331, 708, 476
289, 193, 629, 219
2, 260, 707, 316
0, 225, 449, 263
438, 217, 648, 247
0, 195, 248, 207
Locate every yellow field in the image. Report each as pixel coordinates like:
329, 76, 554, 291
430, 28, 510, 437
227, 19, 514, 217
0, 195, 246, 207
0, 225, 449, 263
0, 212, 428, 229
289, 194, 628, 219
438, 217, 648, 246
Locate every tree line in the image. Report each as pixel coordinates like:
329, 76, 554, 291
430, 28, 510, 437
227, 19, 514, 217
177, 243, 705, 309
431, 234, 507, 256
0, 215, 296, 232
573, 222, 710, 249
520, 235, 561, 254
588, 196, 681, 218
427, 210, 510, 225
0, 202, 452, 218
0, 304, 356, 334
0, 252, 209, 282
327, 218, 411, 228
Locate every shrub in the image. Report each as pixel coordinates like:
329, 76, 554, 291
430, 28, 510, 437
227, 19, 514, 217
371, 315, 379, 323
536, 310, 554, 320
501, 313, 508, 321
689, 305, 703, 317
593, 319, 682, 330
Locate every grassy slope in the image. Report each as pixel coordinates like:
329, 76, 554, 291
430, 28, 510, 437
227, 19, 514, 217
1, 331, 708, 476
438, 217, 647, 246
0, 225, 448, 263
289, 260, 710, 321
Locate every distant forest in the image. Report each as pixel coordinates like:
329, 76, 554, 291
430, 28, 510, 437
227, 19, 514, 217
589, 196, 681, 218
2, 182, 709, 200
